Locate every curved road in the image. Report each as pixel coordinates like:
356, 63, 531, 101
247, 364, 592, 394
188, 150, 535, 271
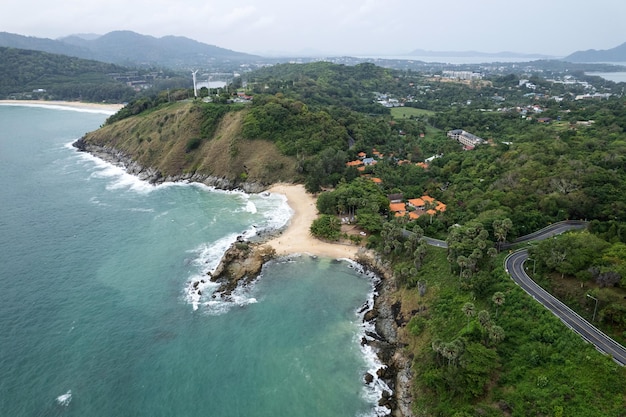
504, 223, 626, 366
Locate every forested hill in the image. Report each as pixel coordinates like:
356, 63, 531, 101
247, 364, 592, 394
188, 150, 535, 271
564, 41, 626, 62
0, 31, 258, 68
0, 47, 136, 102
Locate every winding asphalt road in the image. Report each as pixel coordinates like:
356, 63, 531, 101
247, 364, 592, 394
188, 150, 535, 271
503, 222, 626, 366
418, 221, 626, 365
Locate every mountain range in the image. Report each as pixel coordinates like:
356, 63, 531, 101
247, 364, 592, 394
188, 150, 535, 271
564, 42, 626, 63
0, 31, 258, 68
2, 30, 625, 67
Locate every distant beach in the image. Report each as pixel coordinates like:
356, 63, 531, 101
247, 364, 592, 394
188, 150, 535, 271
0, 99, 124, 114
265, 183, 360, 259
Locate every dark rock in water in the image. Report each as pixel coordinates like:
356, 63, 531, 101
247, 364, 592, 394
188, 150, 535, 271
192, 281, 199, 289
197, 290, 202, 296
363, 307, 379, 322
364, 372, 374, 384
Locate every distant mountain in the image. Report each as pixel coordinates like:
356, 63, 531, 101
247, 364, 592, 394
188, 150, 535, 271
0, 32, 93, 59
0, 31, 259, 68
564, 42, 626, 63
406, 49, 555, 59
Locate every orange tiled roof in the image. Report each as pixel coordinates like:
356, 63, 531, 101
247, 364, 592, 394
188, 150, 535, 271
409, 212, 420, 220
408, 198, 425, 208
436, 202, 447, 212
346, 160, 363, 166
357, 152, 367, 157
422, 195, 435, 204
371, 177, 383, 184
427, 209, 437, 215
389, 202, 406, 213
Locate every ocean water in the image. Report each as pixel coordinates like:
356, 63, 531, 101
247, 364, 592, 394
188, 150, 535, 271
0, 105, 387, 416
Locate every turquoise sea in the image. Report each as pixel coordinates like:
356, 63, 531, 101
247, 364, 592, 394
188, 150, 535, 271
0, 105, 388, 416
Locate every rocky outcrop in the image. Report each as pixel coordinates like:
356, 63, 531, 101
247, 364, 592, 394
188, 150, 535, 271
356, 253, 414, 417
72, 138, 269, 193
209, 239, 276, 295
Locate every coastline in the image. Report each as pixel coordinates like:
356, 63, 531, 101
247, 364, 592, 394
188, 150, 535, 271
263, 184, 412, 417
265, 183, 360, 259
0, 99, 124, 114
71, 139, 412, 416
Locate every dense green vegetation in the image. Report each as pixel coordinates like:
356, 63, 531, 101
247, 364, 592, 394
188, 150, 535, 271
0, 47, 137, 102
88, 61, 626, 415
409, 247, 626, 416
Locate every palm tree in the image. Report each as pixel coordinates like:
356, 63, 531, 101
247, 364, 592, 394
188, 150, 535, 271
462, 302, 475, 330
457, 255, 468, 278
489, 325, 506, 345
492, 291, 505, 317
478, 310, 491, 329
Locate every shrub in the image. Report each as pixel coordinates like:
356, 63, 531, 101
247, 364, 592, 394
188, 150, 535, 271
185, 137, 202, 152
310, 215, 341, 241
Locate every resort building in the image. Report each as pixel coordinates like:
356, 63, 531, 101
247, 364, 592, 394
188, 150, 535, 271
447, 129, 486, 150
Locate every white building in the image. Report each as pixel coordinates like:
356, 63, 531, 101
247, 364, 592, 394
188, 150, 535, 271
447, 129, 485, 149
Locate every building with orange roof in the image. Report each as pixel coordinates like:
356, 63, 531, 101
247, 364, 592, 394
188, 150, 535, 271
357, 151, 367, 158
407, 198, 426, 209
405, 194, 447, 222
421, 195, 435, 204
346, 160, 364, 167
389, 202, 407, 217
370, 177, 383, 184
416, 162, 428, 169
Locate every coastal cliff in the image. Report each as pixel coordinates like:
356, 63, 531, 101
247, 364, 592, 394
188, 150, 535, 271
74, 101, 299, 192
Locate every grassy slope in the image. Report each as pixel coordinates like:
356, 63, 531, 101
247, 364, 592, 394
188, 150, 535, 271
82, 102, 299, 185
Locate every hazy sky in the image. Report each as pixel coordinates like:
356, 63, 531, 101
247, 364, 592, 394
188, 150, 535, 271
3, 0, 625, 57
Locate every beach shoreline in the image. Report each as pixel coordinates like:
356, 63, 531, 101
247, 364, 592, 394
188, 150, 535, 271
0, 99, 124, 114
265, 183, 361, 259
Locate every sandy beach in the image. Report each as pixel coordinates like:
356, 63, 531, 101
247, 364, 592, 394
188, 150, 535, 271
265, 184, 360, 259
0, 100, 124, 114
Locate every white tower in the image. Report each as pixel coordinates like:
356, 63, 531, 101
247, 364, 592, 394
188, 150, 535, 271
192, 70, 199, 98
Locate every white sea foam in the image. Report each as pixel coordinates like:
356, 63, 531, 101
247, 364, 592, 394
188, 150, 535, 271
0, 102, 118, 115
127, 207, 155, 213
252, 191, 292, 232
244, 200, 257, 213
56, 390, 72, 406
184, 233, 255, 312
347, 260, 392, 417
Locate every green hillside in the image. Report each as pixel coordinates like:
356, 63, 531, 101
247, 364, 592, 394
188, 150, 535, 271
0, 47, 135, 102
81, 101, 299, 186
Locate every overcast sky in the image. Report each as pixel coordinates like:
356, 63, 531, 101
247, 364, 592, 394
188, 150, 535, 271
3, 0, 625, 57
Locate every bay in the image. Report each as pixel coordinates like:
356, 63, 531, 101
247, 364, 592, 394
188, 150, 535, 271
0, 105, 383, 416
